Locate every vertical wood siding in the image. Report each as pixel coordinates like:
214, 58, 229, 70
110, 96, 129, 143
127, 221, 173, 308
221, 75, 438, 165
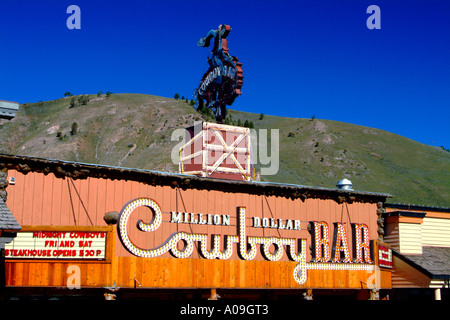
4, 169, 384, 289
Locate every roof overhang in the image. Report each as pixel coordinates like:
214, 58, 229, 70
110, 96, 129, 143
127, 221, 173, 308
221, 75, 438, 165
0, 153, 392, 204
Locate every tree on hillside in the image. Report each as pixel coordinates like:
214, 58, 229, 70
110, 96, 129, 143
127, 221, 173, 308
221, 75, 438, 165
174, 93, 180, 100
78, 94, 90, 105
64, 92, 73, 97
224, 114, 233, 125
69, 97, 76, 108
70, 122, 79, 135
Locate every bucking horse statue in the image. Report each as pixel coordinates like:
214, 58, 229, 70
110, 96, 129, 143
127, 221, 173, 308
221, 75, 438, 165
193, 24, 244, 123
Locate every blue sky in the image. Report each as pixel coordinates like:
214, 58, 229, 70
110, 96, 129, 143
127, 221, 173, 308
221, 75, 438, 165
1, 0, 449, 148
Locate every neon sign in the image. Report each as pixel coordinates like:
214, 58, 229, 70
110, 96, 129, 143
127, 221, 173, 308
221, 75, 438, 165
117, 198, 375, 285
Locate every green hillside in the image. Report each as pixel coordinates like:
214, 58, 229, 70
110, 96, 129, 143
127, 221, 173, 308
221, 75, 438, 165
0, 93, 448, 207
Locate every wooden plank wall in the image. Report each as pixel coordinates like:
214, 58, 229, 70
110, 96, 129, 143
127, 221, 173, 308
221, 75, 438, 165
4, 169, 384, 289
422, 215, 450, 247
6, 254, 385, 289
383, 208, 450, 254
391, 255, 430, 288
384, 207, 450, 249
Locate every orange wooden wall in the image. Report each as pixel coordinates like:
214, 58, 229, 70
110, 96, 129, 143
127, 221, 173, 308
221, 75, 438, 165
4, 169, 387, 289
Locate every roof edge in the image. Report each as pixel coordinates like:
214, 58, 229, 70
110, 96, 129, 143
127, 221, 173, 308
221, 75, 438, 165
392, 250, 433, 278
386, 203, 450, 212
392, 249, 450, 279
0, 153, 392, 204
383, 211, 427, 218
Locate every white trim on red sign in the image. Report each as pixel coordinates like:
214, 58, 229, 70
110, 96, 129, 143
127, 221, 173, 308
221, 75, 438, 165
378, 245, 392, 268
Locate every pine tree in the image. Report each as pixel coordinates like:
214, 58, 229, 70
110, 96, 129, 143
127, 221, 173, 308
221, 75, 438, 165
70, 122, 79, 135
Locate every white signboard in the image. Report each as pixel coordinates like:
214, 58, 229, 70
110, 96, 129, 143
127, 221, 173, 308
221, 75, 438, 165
5, 231, 106, 260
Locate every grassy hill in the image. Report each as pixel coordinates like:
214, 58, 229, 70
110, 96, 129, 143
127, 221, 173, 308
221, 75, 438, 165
0, 93, 448, 207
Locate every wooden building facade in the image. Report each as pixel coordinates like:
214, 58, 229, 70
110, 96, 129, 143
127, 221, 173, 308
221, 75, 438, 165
0, 153, 393, 300
383, 204, 450, 300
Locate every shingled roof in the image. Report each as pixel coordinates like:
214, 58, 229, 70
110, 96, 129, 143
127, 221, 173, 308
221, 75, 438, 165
0, 198, 21, 232
394, 247, 450, 279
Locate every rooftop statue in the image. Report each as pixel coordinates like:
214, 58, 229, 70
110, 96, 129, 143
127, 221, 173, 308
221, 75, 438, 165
194, 25, 243, 123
